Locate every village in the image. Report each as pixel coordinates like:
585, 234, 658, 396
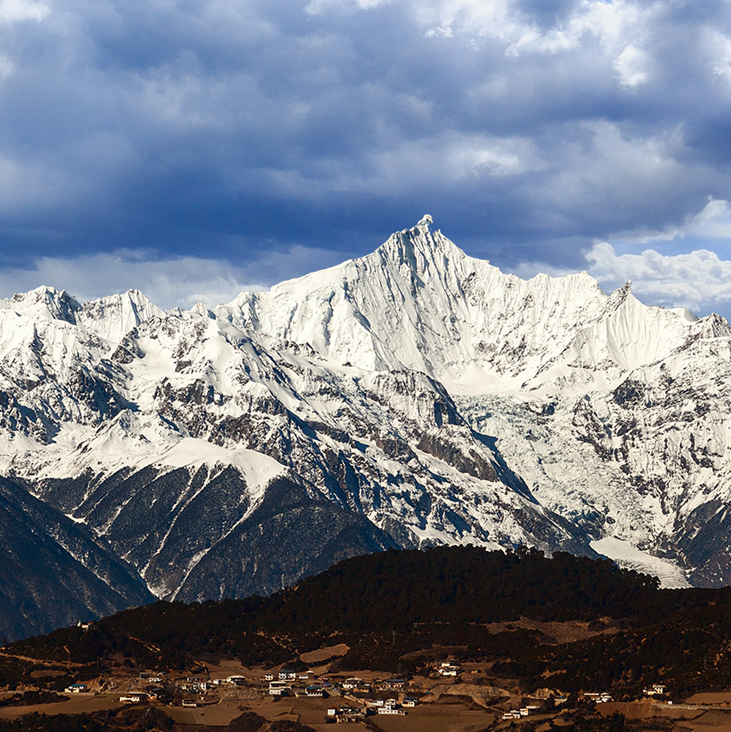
0, 649, 708, 732
55, 659, 479, 724
1, 623, 728, 732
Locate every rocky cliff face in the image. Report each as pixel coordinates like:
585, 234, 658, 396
2, 216, 730, 639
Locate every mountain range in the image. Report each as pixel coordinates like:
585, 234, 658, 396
3, 214, 731, 640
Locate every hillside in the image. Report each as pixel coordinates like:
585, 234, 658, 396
3, 548, 731, 732
2, 548, 728, 691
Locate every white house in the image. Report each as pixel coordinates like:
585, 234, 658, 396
65, 684, 88, 694
269, 681, 291, 696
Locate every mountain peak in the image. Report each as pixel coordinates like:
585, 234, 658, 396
2, 286, 82, 324
78, 289, 164, 343
416, 213, 433, 232
376, 216, 464, 272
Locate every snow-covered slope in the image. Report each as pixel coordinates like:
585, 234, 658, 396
2, 216, 731, 638
221, 215, 699, 394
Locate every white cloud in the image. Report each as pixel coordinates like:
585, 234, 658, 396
514, 198, 731, 318
306, 0, 392, 13
0, 0, 49, 82
504, 0, 650, 57
0, 253, 262, 310
512, 242, 731, 318
0, 246, 349, 310
311, 0, 654, 90
237, 131, 538, 200
305, 0, 651, 53
0, 0, 48, 23
0, 0, 729, 280
616, 198, 731, 244
613, 44, 648, 88
710, 30, 731, 86
585, 243, 731, 315
448, 136, 529, 177
378, 132, 538, 183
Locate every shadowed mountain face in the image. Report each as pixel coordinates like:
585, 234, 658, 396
0, 477, 154, 641
2, 217, 731, 638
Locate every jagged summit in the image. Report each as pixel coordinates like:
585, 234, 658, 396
1, 285, 82, 323
220, 220, 713, 394
79, 289, 164, 343
416, 213, 433, 229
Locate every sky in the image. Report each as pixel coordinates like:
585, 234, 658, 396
2, 0, 731, 318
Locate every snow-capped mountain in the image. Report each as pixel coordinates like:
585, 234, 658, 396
2, 215, 730, 639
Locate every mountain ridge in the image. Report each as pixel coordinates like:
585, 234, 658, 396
2, 216, 731, 639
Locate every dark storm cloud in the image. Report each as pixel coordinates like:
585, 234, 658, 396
1, 0, 731, 311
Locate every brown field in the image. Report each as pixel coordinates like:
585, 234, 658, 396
687, 694, 731, 705
483, 618, 617, 645
13, 658, 731, 732
683, 711, 731, 732
7, 687, 731, 732
369, 703, 496, 732
194, 659, 253, 681
238, 695, 498, 731
163, 700, 248, 726
0, 693, 125, 719
299, 644, 350, 664
162, 694, 499, 731
599, 702, 704, 720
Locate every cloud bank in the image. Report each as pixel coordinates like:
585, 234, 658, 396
512, 199, 731, 320
586, 244, 731, 316
0, 0, 731, 315
0, 247, 345, 309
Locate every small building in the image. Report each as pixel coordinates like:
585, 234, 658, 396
264, 673, 275, 681
584, 692, 613, 704
269, 681, 291, 696
337, 707, 368, 722
119, 694, 144, 703
502, 711, 523, 720
306, 686, 326, 697
181, 700, 197, 708
378, 706, 405, 715
65, 684, 88, 694
403, 697, 419, 707
437, 663, 461, 677
179, 682, 207, 692
517, 705, 541, 716
381, 678, 406, 690
279, 669, 297, 681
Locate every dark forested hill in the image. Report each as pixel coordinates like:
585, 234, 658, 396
4, 547, 726, 670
